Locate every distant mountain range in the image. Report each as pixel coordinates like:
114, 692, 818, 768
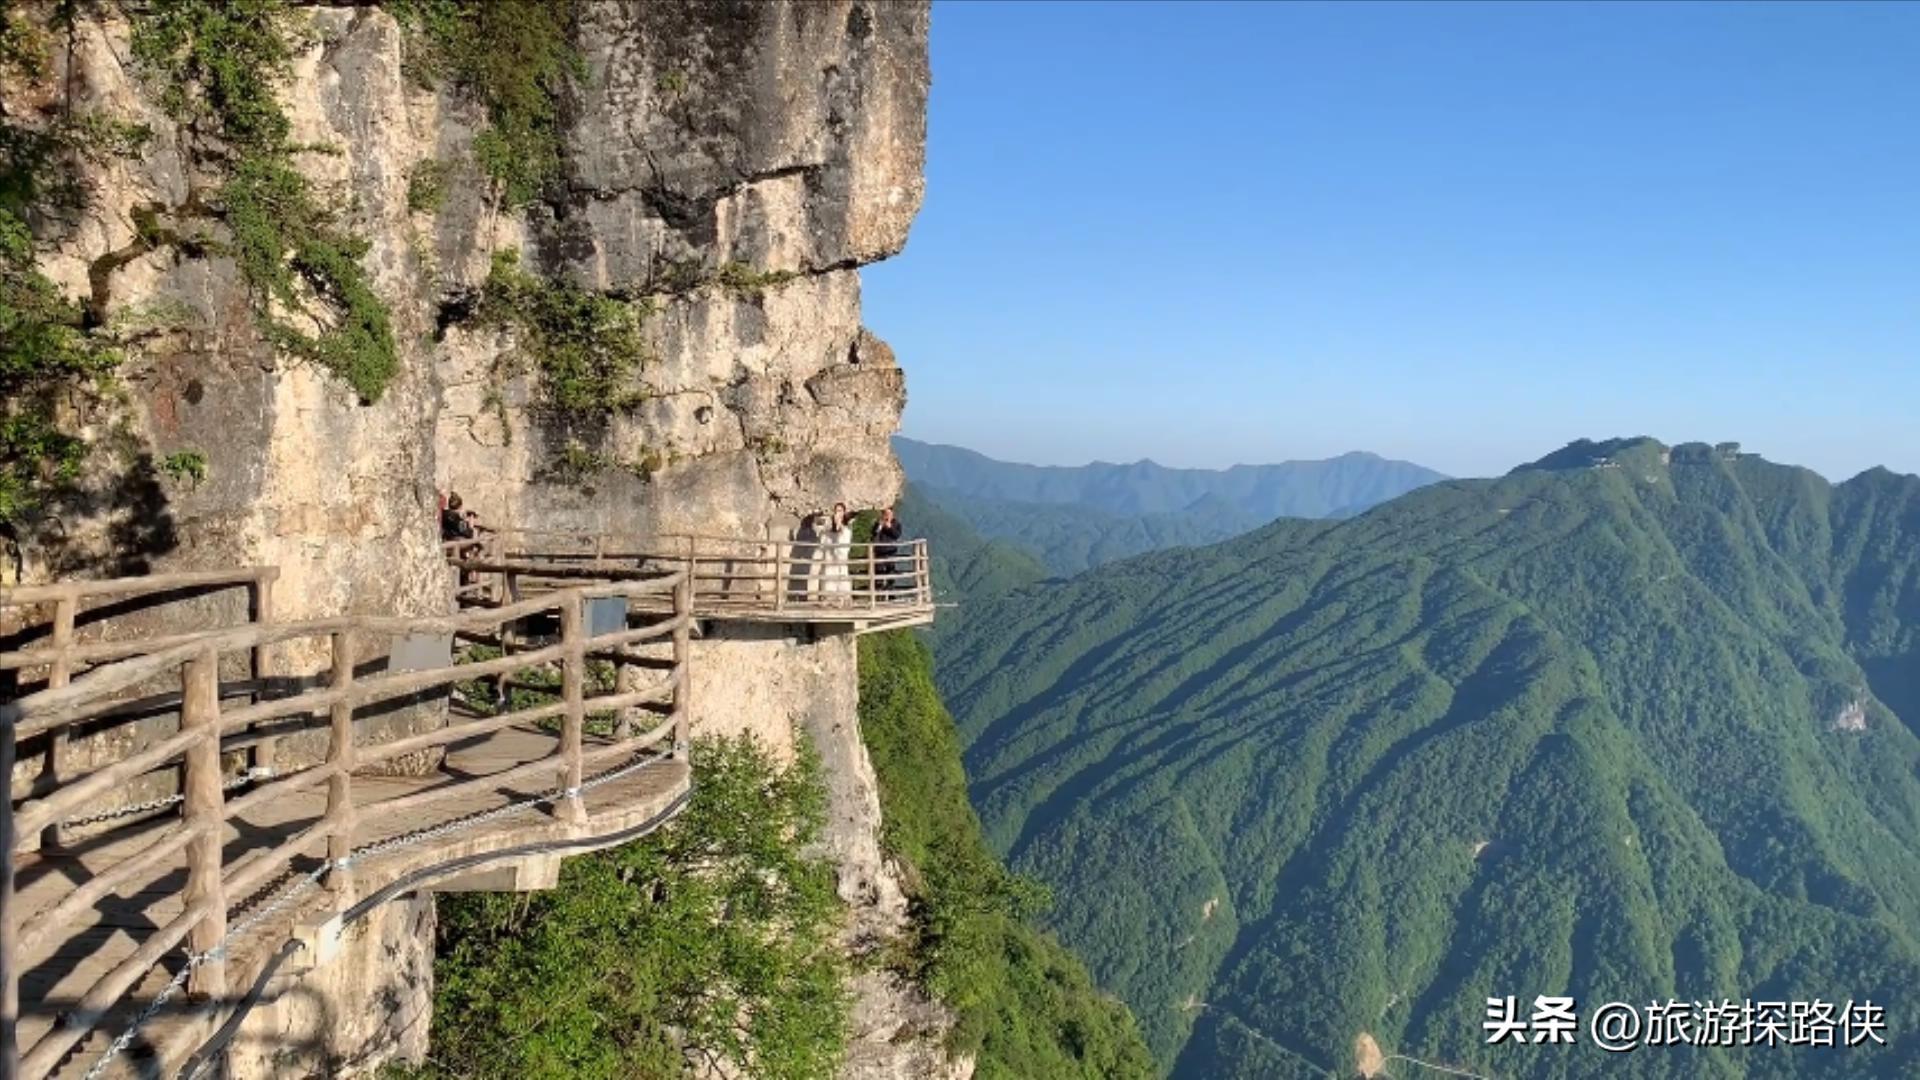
894, 438, 1447, 576
933, 437, 1920, 1077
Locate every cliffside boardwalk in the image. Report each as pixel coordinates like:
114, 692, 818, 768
453, 529, 937, 634
0, 535, 935, 1078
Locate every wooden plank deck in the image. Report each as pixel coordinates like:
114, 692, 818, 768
13, 724, 691, 1079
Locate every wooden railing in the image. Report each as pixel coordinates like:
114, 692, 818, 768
449, 530, 934, 623
2, 570, 278, 851
0, 569, 693, 1078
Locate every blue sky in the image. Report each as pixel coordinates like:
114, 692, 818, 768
863, 1, 1919, 480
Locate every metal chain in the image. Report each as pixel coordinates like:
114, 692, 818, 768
62, 768, 281, 829
81, 752, 672, 1079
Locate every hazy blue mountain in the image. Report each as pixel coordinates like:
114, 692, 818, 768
895, 438, 1445, 576
894, 436, 1447, 521
934, 437, 1920, 1078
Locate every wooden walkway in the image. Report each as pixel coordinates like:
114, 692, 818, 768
0, 531, 938, 1078
0, 571, 696, 1079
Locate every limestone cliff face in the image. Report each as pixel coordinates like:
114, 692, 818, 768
436, 0, 924, 540
17, 1, 949, 1075
22, 5, 450, 635
22, 0, 924, 602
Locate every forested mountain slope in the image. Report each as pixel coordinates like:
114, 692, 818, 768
898, 484, 1049, 601
935, 438, 1920, 1078
911, 483, 1258, 577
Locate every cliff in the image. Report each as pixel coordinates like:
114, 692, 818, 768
7, 0, 922, 617
3, 1, 953, 1075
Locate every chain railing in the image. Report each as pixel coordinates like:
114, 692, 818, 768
2, 570, 278, 850
0, 568, 693, 1079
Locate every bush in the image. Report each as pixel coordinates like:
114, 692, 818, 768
413, 736, 850, 1079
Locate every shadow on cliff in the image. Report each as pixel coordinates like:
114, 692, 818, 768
13, 448, 181, 581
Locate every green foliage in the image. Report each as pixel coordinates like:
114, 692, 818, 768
934, 439, 1920, 1077
131, 0, 399, 402
714, 260, 799, 298
480, 249, 650, 416
0, 211, 118, 524
158, 449, 208, 486
543, 442, 660, 489
0, 6, 49, 77
414, 736, 849, 1079
748, 433, 787, 462
0, 181, 119, 525
913, 481, 1256, 578
894, 485, 1047, 645
389, 0, 583, 207
405, 159, 448, 213
221, 156, 397, 402
0, 6, 149, 525
129, 0, 296, 152
858, 631, 1156, 1079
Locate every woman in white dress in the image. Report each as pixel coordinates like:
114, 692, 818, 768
820, 502, 854, 605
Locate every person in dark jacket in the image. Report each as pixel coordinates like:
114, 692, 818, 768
441, 493, 474, 543
873, 506, 906, 598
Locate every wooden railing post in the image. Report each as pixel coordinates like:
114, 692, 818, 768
249, 572, 277, 771
919, 541, 931, 604
1, 711, 18, 1075
867, 541, 877, 609
180, 647, 227, 1000
684, 535, 698, 607
325, 631, 356, 894
672, 569, 692, 759
771, 537, 787, 612
558, 592, 587, 824
39, 593, 75, 850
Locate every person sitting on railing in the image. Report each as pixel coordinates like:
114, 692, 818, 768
441, 492, 474, 543
441, 494, 492, 563
874, 505, 907, 600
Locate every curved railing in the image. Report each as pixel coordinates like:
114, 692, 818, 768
0, 569, 694, 1078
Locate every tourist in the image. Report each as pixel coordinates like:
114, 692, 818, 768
790, 511, 822, 600
441, 493, 473, 543
821, 502, 854, 604
874, 506, 906, 598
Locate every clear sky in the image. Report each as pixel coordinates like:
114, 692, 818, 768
862, 1, 1919, 481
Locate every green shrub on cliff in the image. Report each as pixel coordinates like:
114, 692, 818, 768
130, 0, 400, 402
414, 736, 849, 1079
390, 0, 583, 207
858, 630, 1156, 1080
0, 210, 119, 525
0, 9, 123, 525
478, 249, 651, 417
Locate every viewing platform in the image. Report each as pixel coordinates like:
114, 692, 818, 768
449, 530, 937, 636
0, 530, 936, 1077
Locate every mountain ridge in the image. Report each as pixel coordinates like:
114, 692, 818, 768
894, 436, 1448, 521
933, 438, 1920, 1078
895, 438, 1446, 576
